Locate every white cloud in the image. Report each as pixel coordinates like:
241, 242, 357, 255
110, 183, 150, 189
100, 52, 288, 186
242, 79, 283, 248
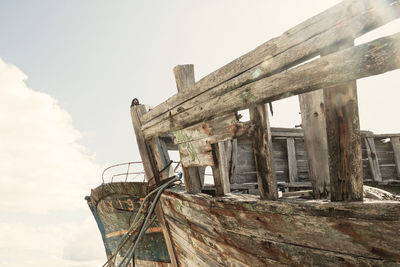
0, 58, 106, 266
0, 218, 105, 267
0, 58, 102, 213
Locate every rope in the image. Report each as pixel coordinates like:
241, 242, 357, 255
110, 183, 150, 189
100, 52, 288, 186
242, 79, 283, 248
118, 174, 181, 267
103, 173, 182, 267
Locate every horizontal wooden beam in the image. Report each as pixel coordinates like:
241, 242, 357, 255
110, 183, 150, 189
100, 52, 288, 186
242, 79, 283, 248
175, 113, 254, 167
173, 113, 254, 145
141, 0, 400, 136
143, 32, 400, 139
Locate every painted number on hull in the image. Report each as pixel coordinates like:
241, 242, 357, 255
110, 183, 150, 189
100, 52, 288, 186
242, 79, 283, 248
100, 197, 141, 212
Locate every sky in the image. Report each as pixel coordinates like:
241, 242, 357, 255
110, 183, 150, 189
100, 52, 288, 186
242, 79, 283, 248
0, 1, 399, 266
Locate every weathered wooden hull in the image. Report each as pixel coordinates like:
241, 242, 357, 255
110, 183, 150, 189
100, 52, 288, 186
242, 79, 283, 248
86, 182, 171, 266
160, 189, 400, 266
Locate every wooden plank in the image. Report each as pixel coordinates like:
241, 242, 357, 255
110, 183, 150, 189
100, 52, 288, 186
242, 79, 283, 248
365, 137, 383, 182
142, 33, 400, 139
174, 113, 253, 168
368, 133, 400, 138
178, 139, 214, 167
286, 137, 299, 184
161, 190, 400, 264
173, 64, 195, 91
229, 139, 237, 183
130, 104, 178, 267
173, 65, 203, 194
299, 89, 330, 198
211, 142, 231, 196
148, 136, 175, 180
131, 105, 158, 183
298, 38, 348, 198
181, 167, 202, 194
323, 37, 363, 202
160, 133, 178, 151
173, 113, 254, 145
249, 104, 277, 200
391, 137, 400, 179
141, 0, 400, 131
135, 259, 171, 267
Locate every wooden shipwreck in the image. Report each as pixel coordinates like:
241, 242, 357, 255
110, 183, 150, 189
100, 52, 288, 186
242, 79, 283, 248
127, 0, 400, 266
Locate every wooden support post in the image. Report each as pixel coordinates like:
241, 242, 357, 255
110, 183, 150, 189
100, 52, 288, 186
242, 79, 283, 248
325, 81, 363, 201
229, 139, 237, 183
364, 137, 382, 182
173, 65, 203, 194
391, 137, 400, 179
299, 90, 330, 198
286, 137, 298, 184
130, 105, 178, 267
211, 141, 231, 196
249, 104, 277, 200
322, 40, 363, 201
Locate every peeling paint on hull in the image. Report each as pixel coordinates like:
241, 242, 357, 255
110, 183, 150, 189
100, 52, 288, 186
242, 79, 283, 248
86, 182, 171, 265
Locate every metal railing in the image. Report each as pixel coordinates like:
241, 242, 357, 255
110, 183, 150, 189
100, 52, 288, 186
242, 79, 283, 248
101, 161, 182, 184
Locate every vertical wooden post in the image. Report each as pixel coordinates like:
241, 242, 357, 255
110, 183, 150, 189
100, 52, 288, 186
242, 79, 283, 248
391, 137, 400, 179
173, 65, 203, 194
229, 139, 237, 183
211, 141, 231, 196
249, 104, 277, 200
299, 89, 330, 198
130, 105, 178, 267
286, 137, 298, 184
322, 39, 363, 202
324, 81, 363, 201
364, 137, 382, 182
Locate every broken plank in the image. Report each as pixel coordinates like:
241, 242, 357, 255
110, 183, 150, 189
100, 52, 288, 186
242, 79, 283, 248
142, 33, 400, 139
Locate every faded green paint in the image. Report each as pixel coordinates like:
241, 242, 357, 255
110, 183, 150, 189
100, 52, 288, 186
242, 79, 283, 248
252, 68, 263, 79
86, 182, 171, 263
175, 130, 200, 164
174, 129, 192, 144
239, 88, 257, 104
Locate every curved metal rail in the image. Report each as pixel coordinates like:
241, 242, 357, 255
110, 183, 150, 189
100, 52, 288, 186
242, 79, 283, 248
101, 161, 181, 184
